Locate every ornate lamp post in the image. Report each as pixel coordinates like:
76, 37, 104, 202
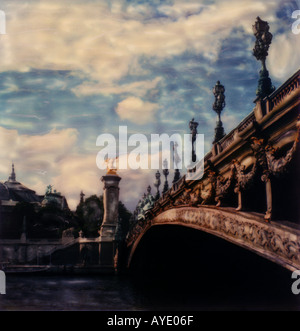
189, 118, 199, 163
147, 185, 151, 196
80, 191, 85, 204
154, 170, 161, 200
173, 169, 181, 183
172, 141, 181, 183
162, 159, 169, 194
212, 81, 226, 143
252, 16, 275, 99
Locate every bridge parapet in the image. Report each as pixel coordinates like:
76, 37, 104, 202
268, 70, 300, 112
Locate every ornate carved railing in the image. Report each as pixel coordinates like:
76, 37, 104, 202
268, 70, 300, 112
219, 131, 235, 151
214, 112, 256, 154
238, 112, 256, 133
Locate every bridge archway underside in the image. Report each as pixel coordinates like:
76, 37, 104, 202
128, 206, 300, 272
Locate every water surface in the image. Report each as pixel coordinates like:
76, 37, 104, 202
1, 273, 299, 311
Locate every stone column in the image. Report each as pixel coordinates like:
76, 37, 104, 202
263, 174, 272, 222
99, 174, 121, 266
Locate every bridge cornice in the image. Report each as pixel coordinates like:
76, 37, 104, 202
128, 206, 300, 272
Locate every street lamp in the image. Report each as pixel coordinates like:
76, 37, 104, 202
162, 159, 169, 194
212, 81, 226, 143
252, 16, 275, 98
154, 170, 161, 200
189, 118, 199, 163
172, 141, 181, 183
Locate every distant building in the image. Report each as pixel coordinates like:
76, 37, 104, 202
0, 164, 71, 239
0, 164, 43, 237
0, 164, 42, 208
0, 164, 70, 216
41, 185, 69, 211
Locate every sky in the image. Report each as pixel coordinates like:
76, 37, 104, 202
0, 0, 299, 211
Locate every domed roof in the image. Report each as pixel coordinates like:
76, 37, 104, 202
4, 179, 36, 193
0, 164, 42, 203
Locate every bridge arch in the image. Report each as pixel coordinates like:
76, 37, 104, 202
127, 206, 300, 272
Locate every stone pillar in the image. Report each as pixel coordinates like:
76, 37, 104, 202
99, 174, 121, 266
264, 176, 272, 222
236, 190, 242, 211
254, 98, 264, 121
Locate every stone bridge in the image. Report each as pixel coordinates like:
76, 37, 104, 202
126, 69, 300, 273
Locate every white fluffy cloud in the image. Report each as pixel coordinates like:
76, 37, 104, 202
0, 126, 79, 203
72, 77, 162, 97
116, 96, 160, 124
0, 125, 155, 210
0, 0, 280, 85
0, 126, 78, 166
51, 153, 101, 210
158, 1, 207, 19
269, 32, 300, 81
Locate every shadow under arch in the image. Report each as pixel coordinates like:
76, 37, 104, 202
128, 207, 300, 273
128, 224, 298, 310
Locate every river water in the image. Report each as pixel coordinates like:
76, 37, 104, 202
0, 273, 300, 311
0, 275, 142, 311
